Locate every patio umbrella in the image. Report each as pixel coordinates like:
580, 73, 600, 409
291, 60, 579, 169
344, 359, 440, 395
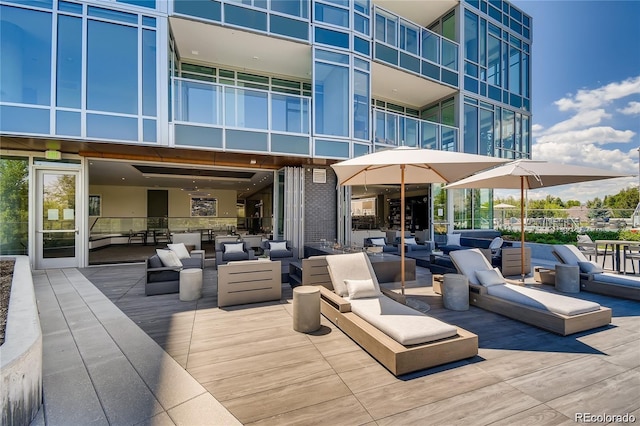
331, 146, 509, 294
494, 202, 516, 227
445, 159, 631, 279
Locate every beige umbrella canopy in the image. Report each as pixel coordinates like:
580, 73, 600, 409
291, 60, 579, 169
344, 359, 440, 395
331, 146, 509, 293
446, 159, 631, 278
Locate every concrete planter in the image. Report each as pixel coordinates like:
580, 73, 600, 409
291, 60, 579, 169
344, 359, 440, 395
1, 256, 42, 426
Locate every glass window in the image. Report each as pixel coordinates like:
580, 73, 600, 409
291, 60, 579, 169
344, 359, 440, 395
501, 109, 514, 151
315, 139, 349, 158
143, 118, 156, 142
271, 0, 308, 19
270, 14, 308, 40
87, 20, 138, 114
509, 45, 520, 94
0, 156, 29, 256
464, 9, 478, 62
86, 113, 137, 140
314, 3, 348, 28
224, 4, 267, 31
353, 70, 369, 140
487, 35, 500, 86
315, 49, 349, 64
56, 15, 82, 109
442, 11, 455, 41
56, 110, 80, 136
88, 6, 137, 24
271, 94, 308, 134
354, 0, 368, 15
354, 13, 369, 35
142, 29, 156, 116
314, 62, 348, 136
118, 0, 156, 9
0, 6, 52, 106
0, 105, 49, 134
464, 104, 478, 154
442, 39, 458, 70
175, 79, 221, 125
479, 108, 493, 156
58, 1, 82, 14
400, 21, 418, 55
421, 120, 438, 149
173, 0, 221, 21
314, 27, 349, 49
441, 98, 455, 127
523, 52, 529, 98
374, 11, 396, 46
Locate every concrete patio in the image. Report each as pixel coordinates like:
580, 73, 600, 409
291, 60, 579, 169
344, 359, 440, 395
31, 260, 640, 425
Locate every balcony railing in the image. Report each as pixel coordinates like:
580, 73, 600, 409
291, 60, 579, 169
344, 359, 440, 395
172, 77, 311, 135
374, 6, 459, 72
373, 109, 458, 151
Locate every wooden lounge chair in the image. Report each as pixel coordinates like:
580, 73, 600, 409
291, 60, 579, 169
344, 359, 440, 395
310, 253, 478, 376
552, 245, 640, 301
449, 249, 611, 336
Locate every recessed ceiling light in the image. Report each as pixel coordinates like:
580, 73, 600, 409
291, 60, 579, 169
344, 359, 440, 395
253, 56, 259, 60
250, 159, 257, 164
191, 50, 199, 55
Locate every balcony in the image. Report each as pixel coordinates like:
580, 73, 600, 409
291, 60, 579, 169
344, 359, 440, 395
172, 77, 311, 155
373, 109, 458, 151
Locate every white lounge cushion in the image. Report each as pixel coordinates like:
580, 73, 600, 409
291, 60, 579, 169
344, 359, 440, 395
404, 237, 417, 245
168, 243, 190, 259
449, 249, 493, 286
487, 284, 601, 316
349, 295, 458, 345
370, 238, 386, 246
553, 244, 590, 266
325, 252, 381, 297
475, 268, 505, 287
578, 261, 603, 274
591, 273, 640, 288
156, 249, 182, 268
224, 242, 244, 253
269, 241, 287, 251
345, 278, 380, 299
446, 233, 461, 246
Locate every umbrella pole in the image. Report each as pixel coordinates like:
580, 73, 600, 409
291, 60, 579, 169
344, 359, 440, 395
400, 165, 406, 295
520, 176, 525, 281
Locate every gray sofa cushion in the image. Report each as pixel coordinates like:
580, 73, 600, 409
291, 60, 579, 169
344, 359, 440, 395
147, 270, 179, 283
223, 251, 250, 261
148, 255, 163, 268
270, 249, 293, 259
180, 257, 202, 268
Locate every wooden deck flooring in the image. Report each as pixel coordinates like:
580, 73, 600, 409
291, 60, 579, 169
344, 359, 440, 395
80, 262, 640, 425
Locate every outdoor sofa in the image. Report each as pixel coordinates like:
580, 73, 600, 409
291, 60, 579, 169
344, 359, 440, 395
449, 249, 612, 336
316, 252, 478, 376
552, 244, 640, 301
145, 244, 205, 296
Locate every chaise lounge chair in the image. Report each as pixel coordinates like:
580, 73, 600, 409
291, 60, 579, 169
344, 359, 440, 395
316, 252, 478, 376
449, 249, 611, 336
552, 244, 640, 301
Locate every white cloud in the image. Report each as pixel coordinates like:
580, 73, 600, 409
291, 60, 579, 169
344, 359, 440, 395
555, 75, 640, 112
531, 123, 545, 137
542, 109, 610, 134
532, 141, 636, 174
619, 101, 640, 115
536, 126, 635, 146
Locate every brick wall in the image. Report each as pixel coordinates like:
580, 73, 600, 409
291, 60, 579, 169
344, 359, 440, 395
304, 166, 337, 244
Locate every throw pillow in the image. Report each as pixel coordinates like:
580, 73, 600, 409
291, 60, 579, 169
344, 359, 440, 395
269, 241, 288, 251
167, 243, 190, 259
446, 233, 461, 246
370, 238, 386, 246
155, 249, 182, 268
577, 261, 603, 274
224, 242, 244, 253
475, 268, 505, 287
404, 237, 417, 245
344, 278, 380, 299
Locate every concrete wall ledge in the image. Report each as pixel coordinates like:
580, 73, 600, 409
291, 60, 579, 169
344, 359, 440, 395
1, 256, 42, 426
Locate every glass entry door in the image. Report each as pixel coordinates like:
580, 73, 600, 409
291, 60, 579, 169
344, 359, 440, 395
36, 169, 80, 269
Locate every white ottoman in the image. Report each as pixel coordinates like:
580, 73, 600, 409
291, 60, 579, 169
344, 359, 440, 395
180, 268, 203, 301
442, 274, 469, 311
555, 264, 579, 293
293, 286, 321, 333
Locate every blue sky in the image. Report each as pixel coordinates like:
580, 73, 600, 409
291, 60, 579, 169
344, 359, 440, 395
498, 0, 640, 203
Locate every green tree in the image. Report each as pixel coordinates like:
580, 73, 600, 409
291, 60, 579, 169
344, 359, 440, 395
0, 157, 29, 254
603, 186, 638, 218
586, 197, 611, 220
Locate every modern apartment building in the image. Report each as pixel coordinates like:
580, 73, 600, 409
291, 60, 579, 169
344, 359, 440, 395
0, 0, 532, 268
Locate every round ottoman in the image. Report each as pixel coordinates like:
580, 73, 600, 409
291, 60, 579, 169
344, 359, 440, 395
442, 273, 469, 311
293, 286, 321, 333
180, 268, 203, 301
555, 264, 579, 293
